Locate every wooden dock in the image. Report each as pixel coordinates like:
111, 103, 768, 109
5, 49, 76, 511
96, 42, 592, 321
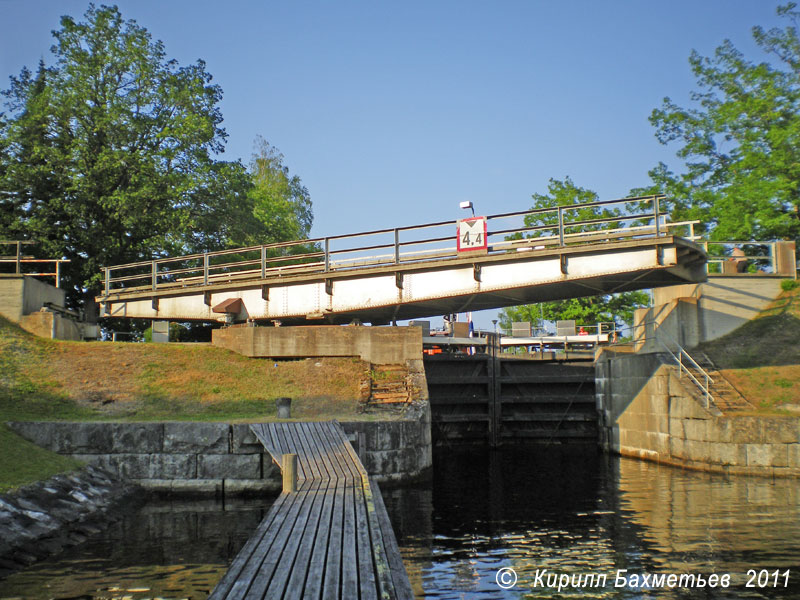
209, 422, 413, 600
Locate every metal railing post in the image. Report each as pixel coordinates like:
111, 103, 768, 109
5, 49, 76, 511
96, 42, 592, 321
151, 261, 157, 291
770, 242, 776, 273
557, 206, 565, 246
260, 246, 266, 279
324, 238, 330, 272
104, 268, 110, 296
15, 241, 21, 274
654, 196, 661, 237
55, 261, 61, 288
394, 229, 400, 264
204, 252, 209, 286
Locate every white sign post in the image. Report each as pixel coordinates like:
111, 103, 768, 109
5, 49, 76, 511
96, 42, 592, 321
457, 216, 488, 252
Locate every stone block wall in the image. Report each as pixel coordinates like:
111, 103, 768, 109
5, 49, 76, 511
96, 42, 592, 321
596, 352, 800, 477
7, 417, 432, 495
341, 405, 432, 484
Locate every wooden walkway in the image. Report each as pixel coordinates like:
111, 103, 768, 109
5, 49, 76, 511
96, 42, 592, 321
209, 422, 413, 600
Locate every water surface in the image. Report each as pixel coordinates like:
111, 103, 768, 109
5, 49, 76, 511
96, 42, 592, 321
2, 447, 799, 599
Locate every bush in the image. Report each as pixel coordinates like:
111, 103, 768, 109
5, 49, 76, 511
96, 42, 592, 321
780, 279, 799, 292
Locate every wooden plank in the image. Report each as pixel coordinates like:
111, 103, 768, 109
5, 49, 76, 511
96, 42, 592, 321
208, 492, 290, 599
362, 479, 395, 599
322, 480, 345, 599
246, 478, 323, 598
220, 481, 315, 599
300, 422, 324, 481
281, 483, 332, 599
353, 474, 378, 599
341, 477, 360, 599
369, 477, 414, 600
292, 421, 320, 481
309, 422, 338, 482
303, 479, 338, 599
317, 422, 360, 484
311, 422, 345, 482
265, 422, 285, 457
275, 423, 308, 481
221, 422, 412, 600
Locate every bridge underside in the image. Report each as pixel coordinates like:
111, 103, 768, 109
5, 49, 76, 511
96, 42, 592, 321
100, 237, 706, 325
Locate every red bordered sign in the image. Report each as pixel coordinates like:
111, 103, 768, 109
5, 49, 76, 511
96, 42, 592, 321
457, 216, 488, 252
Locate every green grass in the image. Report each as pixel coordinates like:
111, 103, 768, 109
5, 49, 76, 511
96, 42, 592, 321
0, 423, 84, 493
697, 285, 800, 413
0, 315, 371, 423
0, 315, 382, 491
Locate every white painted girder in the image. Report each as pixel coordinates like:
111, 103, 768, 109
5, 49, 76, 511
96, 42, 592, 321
103, 243, 697, 324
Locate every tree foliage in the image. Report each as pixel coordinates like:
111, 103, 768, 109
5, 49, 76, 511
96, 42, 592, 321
0, 4, 312, 314
518, 177, 622, 239
246, 136, 313, 245
499, 177, 649, 331
641, 3, 800, 241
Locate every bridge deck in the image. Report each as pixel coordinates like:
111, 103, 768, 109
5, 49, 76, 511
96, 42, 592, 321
209, 422, 412, 600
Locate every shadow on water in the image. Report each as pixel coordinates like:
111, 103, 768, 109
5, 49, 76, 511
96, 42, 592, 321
382, 445, 800, 599
0, 496, 275, 600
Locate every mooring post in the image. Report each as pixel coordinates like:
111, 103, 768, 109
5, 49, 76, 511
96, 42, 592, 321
282, 453, 297, 493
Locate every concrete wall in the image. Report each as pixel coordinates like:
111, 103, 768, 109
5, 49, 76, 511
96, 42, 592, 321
638, 275, 786, 347
0, 276, 24, 322
7, 417, 432, 495
0, 275, 66, 324
18, 311, 83, 341
213, 325, 423, 365
596, 352, 800, 477
634, 297, 700, 351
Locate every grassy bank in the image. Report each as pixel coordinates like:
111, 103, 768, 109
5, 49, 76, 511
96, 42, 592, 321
0, 316, 371, 423
698, 283, 800, 413
0, 423, 84, 493
0, 316, 379, 490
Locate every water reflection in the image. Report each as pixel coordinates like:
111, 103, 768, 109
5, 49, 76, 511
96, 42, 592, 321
3, 448, 800, 599
0, 497, 274, 600
383, 446, 800, 599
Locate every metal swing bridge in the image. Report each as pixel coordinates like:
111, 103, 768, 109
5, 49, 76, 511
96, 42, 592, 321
96, 195, 707, 325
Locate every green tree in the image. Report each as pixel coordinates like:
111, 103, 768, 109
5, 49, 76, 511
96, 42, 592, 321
643, 3, 800, 242
517, 177, 622, 240
246, 136, 313, 245
0, 5, 278, 314
498, 177, 650, 332
499, 295, 647, 333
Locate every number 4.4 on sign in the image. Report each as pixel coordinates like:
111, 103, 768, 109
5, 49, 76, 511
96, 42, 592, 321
457, 217, 488, 252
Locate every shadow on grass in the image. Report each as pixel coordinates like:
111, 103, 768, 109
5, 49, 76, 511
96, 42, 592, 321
699, 287, 800, 369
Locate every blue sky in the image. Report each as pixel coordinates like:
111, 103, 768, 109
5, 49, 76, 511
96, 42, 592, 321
0, 1, 788, 328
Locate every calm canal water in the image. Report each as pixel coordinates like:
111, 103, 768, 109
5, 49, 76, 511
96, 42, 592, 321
2, 446, 800, 599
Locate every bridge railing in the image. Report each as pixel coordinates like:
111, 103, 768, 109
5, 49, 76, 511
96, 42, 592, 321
0, 240, 70, 288
703, 240, 795, 276
100, 195, 693, 296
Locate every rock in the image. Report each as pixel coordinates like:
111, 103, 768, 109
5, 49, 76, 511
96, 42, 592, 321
0, 465, 142, 578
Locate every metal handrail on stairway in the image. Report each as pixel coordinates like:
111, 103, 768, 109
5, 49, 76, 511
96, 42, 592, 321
652, 326, 714, 408
614, 320, 715, 408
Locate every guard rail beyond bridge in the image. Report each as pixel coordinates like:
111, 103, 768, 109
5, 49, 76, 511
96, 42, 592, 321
97, 196, 707, 324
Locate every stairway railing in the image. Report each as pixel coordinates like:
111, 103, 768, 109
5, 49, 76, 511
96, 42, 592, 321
614, 320, 714, 408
